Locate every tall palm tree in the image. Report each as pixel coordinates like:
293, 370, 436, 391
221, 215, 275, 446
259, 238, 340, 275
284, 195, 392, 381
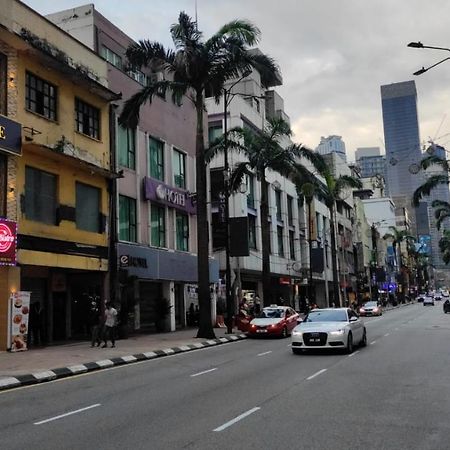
383, 226, 415, 275
119, 12, 278, 338
210, 118, 322, 305
314, 165, 363, 307
439, 230, 450, 264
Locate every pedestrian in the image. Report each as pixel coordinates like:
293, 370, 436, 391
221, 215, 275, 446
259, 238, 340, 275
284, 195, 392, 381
88, 300, 102, 347
102, 302, 118, 348
194, 304, 200, 325
188, 302, 195, 326
254, 295, 261, 315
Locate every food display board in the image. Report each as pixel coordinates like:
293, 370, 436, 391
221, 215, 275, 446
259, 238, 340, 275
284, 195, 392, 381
10, 291, 31, 352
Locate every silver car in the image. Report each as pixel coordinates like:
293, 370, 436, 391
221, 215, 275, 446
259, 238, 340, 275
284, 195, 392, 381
291, 308, 367, 354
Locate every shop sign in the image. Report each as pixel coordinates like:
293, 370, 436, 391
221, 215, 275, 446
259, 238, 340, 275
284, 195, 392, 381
0, 115, 22, 156
143, 177, 196, 215
119, 254, 148, 269
0, 218, 17, 266
9, 291, 31, 352
279, 277, 291, 285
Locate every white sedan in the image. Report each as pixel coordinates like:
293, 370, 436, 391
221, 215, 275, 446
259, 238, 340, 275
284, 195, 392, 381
291, 308, 367, 354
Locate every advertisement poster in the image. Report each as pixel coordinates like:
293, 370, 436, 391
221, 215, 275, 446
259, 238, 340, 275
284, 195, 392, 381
10, 291, 31, 352
0, 218, 17, 266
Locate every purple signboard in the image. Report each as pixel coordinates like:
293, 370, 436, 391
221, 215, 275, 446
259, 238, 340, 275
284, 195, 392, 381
144, 177, 197, 215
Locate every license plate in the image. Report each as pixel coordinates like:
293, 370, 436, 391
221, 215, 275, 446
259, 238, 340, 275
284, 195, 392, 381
256, 329, 267, 333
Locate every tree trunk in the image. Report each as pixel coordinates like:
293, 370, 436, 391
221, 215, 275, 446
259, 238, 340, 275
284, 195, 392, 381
260, 174, 272, 306
194, 92, 215, 339
329, 205, 341, 307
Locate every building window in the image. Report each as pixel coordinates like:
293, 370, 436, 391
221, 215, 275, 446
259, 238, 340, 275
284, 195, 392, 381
275, 190, 282, 222
150, 204, 166, 247
248, 214, 257, 250
176, 212, 189, 251
289, 230, 295, 260
25, 71, 57, 121
76, 182, 100, 232
118, 125, 135, 170
101, 46, 122, 69
75, 98, 100, 139
287, 195, 293, 226
173, 149, 186, 189
127, 68, 148, 86
247, 174, 255, 209
208, 121, 222, 144
277, 226, 284, 257
119, 195, 136, 242
25, 166, 57, 224
149, 137, 164, 181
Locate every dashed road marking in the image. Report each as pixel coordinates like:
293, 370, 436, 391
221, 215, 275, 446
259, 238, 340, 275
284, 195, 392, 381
307, 369, 327, 380
34, 403, 101, 425
213, 407, 261, 432
190, 368, 218, 378
257, 351, 273, 357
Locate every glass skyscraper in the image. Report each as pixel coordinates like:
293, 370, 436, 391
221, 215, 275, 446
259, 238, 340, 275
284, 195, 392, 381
381, 80, 423, 233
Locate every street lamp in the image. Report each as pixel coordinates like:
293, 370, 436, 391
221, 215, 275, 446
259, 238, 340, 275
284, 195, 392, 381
408, 41, 450, 76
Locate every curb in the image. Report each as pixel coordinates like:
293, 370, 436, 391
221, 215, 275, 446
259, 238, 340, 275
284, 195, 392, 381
0, 333, 248, 392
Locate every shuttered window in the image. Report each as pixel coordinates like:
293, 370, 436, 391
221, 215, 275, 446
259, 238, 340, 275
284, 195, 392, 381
76, 182, 100, 232
25, 166, 57, 224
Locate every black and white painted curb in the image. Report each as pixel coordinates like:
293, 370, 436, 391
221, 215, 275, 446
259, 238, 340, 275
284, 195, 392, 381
0, 333, 248, 392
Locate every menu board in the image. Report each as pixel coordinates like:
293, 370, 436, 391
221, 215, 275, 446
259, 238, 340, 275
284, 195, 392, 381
10, 291, 31, 352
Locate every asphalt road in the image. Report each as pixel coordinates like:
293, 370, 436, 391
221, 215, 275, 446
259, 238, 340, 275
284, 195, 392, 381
1, 303, 450, 450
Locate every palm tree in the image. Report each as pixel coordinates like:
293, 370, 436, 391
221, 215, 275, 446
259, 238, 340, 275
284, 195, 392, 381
210, 118, 322, 305
314, 165, 362, 307
412, 155, 449, 206
439, 230, 450, 264
431, 200, 450, 230
119, 12, 278, 338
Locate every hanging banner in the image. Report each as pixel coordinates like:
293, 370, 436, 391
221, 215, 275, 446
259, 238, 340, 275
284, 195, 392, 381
10, 291, 31, 352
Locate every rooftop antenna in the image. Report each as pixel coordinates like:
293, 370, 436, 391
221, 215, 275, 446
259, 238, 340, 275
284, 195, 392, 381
195, 0, 198, 30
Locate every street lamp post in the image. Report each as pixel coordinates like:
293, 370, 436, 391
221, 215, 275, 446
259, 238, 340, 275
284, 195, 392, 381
408, 41, 450, 76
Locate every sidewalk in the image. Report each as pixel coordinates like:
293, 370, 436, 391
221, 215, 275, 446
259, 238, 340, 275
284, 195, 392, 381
0, 327, 247, 391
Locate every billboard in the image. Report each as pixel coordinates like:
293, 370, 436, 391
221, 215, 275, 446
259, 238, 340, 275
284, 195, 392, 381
0, 218, 17, 265
417, 234, 431, 255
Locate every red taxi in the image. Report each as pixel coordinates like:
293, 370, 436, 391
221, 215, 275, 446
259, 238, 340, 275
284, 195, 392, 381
248, 306, 300, 338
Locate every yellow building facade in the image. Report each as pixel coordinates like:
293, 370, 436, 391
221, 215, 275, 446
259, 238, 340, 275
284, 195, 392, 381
0, 0, 118, 349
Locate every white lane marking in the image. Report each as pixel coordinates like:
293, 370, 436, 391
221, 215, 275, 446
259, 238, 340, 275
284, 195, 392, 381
384, 333, 390, 337
307, 369, 327, 380
257, 351, 273, 357
370, 341, 377, 345
34, 403, 101, 425
213, 407, 261, 432
348, 350, 360, 358
190, 368, 218, 378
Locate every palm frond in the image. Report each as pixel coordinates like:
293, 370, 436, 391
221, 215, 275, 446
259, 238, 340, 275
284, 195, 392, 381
170, 12, 203, 49
229, 162, 251, 193
420, 155, 450, 172
436, 213, 450, 231
243, 51, 281, 87
383, 233, 395, 241
215, 20, 261, 47
125, 40, 175, 71
432, 199, 450, 209
413, 174, 450, 206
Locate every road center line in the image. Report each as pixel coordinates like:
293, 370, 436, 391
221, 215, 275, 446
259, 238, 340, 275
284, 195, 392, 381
213, 407, 261, 432
384, 333, 390, 337
34, 403, 101, 425
370, 340, 377, 345
348, 350, 360, 357
257, 351, 273, 357
190, 368, 218, 377
307, 369, 327, 380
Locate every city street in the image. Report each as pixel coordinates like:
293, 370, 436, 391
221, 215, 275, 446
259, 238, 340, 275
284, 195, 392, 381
1, 303, 450, 450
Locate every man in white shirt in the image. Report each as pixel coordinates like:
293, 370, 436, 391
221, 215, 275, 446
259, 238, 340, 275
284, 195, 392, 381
102, 302, 118, 348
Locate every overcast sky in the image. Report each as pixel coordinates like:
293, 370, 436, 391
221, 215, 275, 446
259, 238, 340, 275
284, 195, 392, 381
24, 0, 450, 161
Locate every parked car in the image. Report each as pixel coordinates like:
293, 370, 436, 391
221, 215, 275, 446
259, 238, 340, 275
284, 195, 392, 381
423, 296, 435, 306
248, 306, 299, 338
359, 301, 382, 317
291, 308, 367, 354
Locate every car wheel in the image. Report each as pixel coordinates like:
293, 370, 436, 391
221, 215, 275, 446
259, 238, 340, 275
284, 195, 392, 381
346, 332, 354, 354
281, 326, 288, 338
360, 329, 367, 347
292, 348, 303, 355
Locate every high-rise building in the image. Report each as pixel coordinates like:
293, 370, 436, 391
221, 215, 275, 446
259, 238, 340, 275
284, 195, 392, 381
381, 80, 423, 235
316, 135, 347, 162
355, 147, 386, 179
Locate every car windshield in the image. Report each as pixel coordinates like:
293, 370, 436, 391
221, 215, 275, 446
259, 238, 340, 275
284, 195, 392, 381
304, 310, 348, 322
364, 302, 378, 307
258, 308, 284, 319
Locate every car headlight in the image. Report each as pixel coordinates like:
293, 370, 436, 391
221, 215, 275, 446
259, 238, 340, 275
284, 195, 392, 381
329, 329, 345, 336
292, 330, 302, 336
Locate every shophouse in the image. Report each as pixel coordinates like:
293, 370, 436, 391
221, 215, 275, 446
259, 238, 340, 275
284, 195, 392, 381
206, 68, 332, 309
0, 0, 119, 349
48, 4, 219, 332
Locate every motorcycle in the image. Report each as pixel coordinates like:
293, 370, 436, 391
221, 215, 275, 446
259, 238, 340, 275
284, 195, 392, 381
443, 300, 450, 314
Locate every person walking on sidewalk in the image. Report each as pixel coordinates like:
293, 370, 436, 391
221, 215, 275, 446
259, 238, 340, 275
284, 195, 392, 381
88, 300, 102, 347
102, 302, 118, 348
